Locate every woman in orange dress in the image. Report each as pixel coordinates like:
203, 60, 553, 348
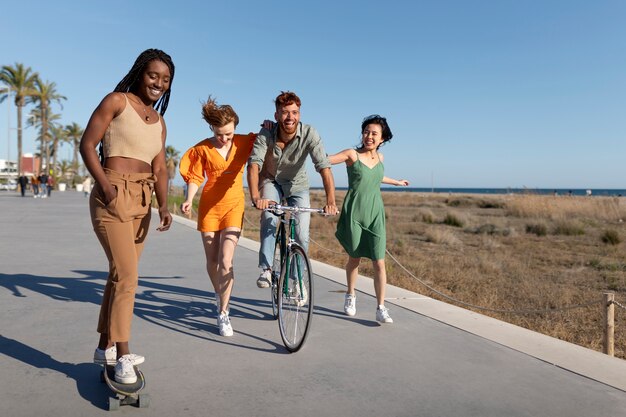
179, 96, 256, 337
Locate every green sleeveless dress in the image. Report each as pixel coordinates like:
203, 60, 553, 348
335, 157, 386, 260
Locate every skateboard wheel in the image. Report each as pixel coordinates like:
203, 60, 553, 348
138, 393, 150, 408
108, 397, 120, 411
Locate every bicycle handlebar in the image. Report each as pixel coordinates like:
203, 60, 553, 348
253, 202, 326, 215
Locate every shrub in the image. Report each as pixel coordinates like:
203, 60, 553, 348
443, 212, 464, 227
425, 228, 461, 245
478, 199, 504, 209
526, 223, 547, 236
417, 209, 435, 224
601, 230, 621, 245
552, 221, 585, 236
473, 224, 498, 235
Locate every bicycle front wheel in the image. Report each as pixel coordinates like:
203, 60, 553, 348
270, 235, 283, 320
278, 245, 313, 352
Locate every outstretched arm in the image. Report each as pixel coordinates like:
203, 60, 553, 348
328, 149, 355, 165
382, 176, 409, 186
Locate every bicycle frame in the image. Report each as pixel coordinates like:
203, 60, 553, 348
270, 204, 323, 294
264, 203, 324, 352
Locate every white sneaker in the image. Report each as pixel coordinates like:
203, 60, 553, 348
257, 269, 271, 288
291, 279, 308, 307
376, 306, 393, 324
344, 294, 356, 316
114, 355, 137, 384
218, 312, 234, 337
93, 346, 145, 366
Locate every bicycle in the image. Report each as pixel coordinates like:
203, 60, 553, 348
262, 203, 325, 352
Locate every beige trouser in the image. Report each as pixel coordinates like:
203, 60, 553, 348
89, 169, 156, 342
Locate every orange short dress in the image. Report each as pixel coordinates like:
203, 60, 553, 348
179, 133, 256, 232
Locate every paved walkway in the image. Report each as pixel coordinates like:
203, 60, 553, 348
1, 190, 625, 417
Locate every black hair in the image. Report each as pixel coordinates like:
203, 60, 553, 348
99, 49, 175, 165
114, 48, 175, 116
357, 114, 393, 149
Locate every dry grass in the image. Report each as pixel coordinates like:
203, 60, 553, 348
174, 188, 626, 359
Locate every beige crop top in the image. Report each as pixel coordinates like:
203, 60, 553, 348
103, 94, 163, 164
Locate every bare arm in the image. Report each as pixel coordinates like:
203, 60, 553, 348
247, 162, 274, 209
152, 120, 172, 231
79, 93, 123, 204
319, 167, 338, 215
181, 182, 199, 215
327, 149, 355, 165
382, 176, 410, 186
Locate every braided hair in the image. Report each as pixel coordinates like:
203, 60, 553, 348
100, 49, 175, 165
114, 48, 175, 115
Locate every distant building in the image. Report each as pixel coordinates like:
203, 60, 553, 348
0, 159, 18, 180
20, 154, 40, 176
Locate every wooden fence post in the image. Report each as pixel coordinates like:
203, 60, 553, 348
603, 292, 615, 356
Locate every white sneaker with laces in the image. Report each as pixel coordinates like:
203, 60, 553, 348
291, 279, 308, 307
218, 312, 234, 337
114, 355, 137, 384
257, 269, 272, 288
376, 306, 393, 324
344, 294, 356, 316
93, 346, 145, 366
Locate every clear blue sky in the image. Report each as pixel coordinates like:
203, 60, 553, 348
1, 0, 625, 188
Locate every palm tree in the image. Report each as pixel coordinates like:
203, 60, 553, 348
28, 78, 66, 174
165, 145, 180, 191
28, 107, 61, 168
64, 122, 84, 175
49, 123, 68, 180
0, 63, 38, 175
57, 159, 73, 184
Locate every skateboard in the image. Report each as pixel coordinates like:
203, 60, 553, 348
100, 364, 150, 411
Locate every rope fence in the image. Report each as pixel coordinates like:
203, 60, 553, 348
244, 213, 624, 356
311, 229, 623, 356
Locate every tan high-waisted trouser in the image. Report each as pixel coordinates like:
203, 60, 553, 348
90, 169, 156, 342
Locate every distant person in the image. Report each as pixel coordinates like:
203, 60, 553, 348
18, 175, 28, 197
328, 115, 409, 324
179, 96, 258, 337
46, 175, 54, 197
79, 48, 174, 384
82, 176, 92, 197
39, 174, 48, 198
247, 91, 338, 289
31, 175, 39, 197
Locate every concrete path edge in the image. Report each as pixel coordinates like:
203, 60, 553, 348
171, 212, 626, 392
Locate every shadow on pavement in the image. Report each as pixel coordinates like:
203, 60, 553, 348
0, 335, 108, 410
0, 271, 289, 354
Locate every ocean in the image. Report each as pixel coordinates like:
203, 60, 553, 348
322, 187, 626, 197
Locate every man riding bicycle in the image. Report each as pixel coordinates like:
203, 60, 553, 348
247, 91, 338, 288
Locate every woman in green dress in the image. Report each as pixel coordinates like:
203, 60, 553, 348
329, 115, 409, 324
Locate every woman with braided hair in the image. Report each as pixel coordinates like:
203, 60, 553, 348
80, 48, 174, 384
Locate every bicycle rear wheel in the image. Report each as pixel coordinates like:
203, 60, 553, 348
278, 245, 313, 352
